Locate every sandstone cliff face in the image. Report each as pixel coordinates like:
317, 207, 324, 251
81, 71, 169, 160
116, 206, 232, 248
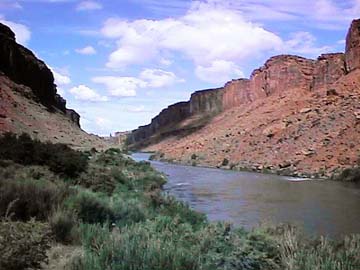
312, 53, 347, 92
250, 55, 315, 98
189, 88, 223, 114
129, 102, 190, 144
0, 22, 80, 127
346, 19, 360, 72
222, 79, 251, 110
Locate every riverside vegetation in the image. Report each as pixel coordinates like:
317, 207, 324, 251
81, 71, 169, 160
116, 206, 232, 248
0, 133, 359, 270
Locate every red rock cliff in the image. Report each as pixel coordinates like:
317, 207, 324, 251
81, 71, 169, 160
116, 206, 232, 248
129, 19, 360, 153
0, 22, 80, 127
346, 19, 360, 72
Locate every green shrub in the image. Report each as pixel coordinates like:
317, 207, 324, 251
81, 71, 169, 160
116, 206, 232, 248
334, 167, 360, 182
76, 218, 202, 270
277, 226, 360, 270
0, 132, 88, 178
50, 208, 78, 244
0, 178, 67, 221
160, 196, 207, 228
0, 220, 51, 270
112, 197, 147, 227
74, 218, 283, 270
66, 190, 115, 224
222, 158, 229, 166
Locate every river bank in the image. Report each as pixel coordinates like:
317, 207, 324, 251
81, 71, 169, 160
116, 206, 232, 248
148, 151, 327, 179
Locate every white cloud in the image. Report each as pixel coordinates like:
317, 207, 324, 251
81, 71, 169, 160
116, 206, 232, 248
140, 69, 183, 88
101, 2, 283, 77
92, 76, 144, 97
75, 46, 97, 55
208, 0, 359, 28
159, 58, 172, 66
95, 117, 111, 128
57, 87, 66, 96
196, 60, 244, 84
93, 68, 182, 97
285, 32, 332, 56
76, 1, 102, 11
0, 18, 31, 45
69, 85, 108, 102
51, 68, 71, 86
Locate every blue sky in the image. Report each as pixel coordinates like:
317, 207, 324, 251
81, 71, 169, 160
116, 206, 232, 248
0, 0, 358, 135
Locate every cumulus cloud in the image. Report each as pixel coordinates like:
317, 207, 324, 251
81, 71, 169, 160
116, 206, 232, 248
76, 1, 102, 11
93, 68, 182, 97
51, 68, 71, 86
75, 46, 97, 55
196, 60, 244, 84
101, 2, 283, 80
92, 77, 144, 97
95, 117, 111, 128
69, 85, 108, 102
140, 69, 183, 88
285, 32, 332, 56
0, 18, 31, 45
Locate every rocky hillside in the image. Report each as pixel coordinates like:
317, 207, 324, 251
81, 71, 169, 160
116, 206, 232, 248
0, 23, 108, 149
129, 19, 360, 178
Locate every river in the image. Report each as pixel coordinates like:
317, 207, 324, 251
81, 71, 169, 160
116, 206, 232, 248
132, 152, 360, 237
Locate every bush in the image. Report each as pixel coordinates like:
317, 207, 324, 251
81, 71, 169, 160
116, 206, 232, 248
0, 178, 68, 221
73, 218, 282, 270
50, 208, 78, 244
160, 196, 207, 228
277, 226, 360, 270
0, 132, 88, 178
66, 190, 115, 224
222, 158, 229, 166
112, 197, 147, 227
0, 220, 51, 270
334, 167, 360, 182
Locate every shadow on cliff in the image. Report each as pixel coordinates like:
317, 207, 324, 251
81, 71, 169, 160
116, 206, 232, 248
128, 113, 215, 150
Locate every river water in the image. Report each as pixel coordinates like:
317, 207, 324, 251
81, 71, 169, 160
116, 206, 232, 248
132, 153, 360, 237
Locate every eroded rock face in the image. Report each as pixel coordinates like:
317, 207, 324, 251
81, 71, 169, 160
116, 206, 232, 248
312, 53, 346, 91
129, 102, 190, 144
250, 55, 315, 98
66, 109, 81, 127
0, 22, 80, 127
189, 88, 223, 114
222, 79, 251, 110
346, 19, 360, 72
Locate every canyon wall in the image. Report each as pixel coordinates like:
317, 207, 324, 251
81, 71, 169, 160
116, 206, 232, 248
345, 19, 360, 72
129, 19, 359, 148
0, 22, 80, 127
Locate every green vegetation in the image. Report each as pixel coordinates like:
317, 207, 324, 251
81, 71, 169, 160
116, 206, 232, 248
0, 133, 359, 269
333, 167, 360, 182
0, 132, 88, 177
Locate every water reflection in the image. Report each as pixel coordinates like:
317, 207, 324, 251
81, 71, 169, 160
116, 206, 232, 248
132, 152, 360, 237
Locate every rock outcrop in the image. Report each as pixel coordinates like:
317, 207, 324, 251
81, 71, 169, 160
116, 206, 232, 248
222, 79, 251, 110
312, 53, 347, 92
0, 22, 79, 126
189, 88, 223, 114
129, 88, 223, 146
129, 18, 360, 177
345, 19, 360, 72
